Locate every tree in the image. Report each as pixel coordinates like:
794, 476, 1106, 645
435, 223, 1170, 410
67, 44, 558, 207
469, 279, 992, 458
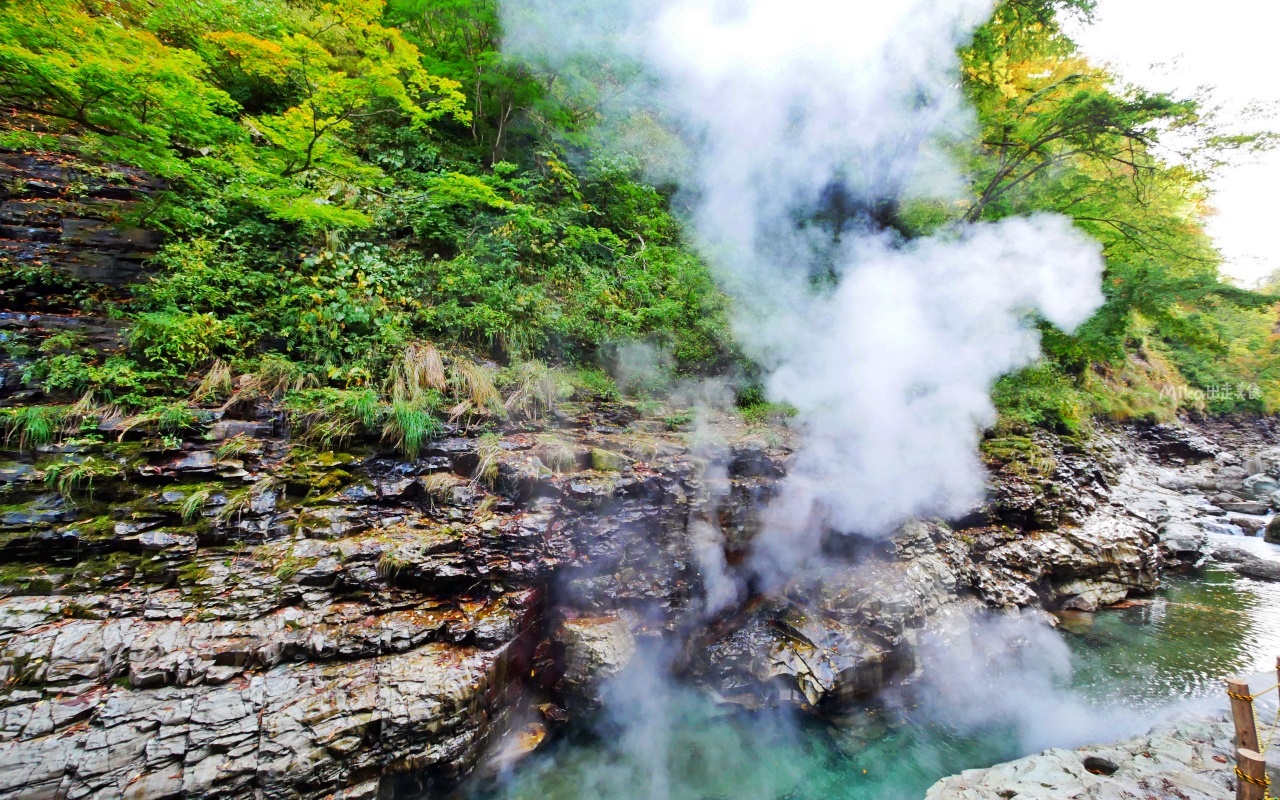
0, 0, 239, 172
206, 0, 468, 179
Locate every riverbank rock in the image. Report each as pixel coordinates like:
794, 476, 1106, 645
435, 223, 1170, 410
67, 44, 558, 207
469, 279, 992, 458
0, 404, 793, 797
925, 713, 1238, 800
1266, 515, 1280, 544
1160, 521, 1210, 567
1131, 423, 1220, 464
692, 519, 964, 710
556, 614, 637, 713
1212, 545, 1280, 582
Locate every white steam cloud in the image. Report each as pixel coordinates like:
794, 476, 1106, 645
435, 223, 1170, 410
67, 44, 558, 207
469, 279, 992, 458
502, 0, 1104, 596
750, 217, 1103, 588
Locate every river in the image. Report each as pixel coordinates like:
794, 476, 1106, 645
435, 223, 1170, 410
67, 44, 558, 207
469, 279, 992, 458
459, 535, 1280, 800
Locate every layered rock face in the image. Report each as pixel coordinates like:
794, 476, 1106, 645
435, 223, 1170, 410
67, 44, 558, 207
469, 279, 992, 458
1, 148, 163, 406
5, 146, 1276, 798
0, 406, 772, 798
0, 399, 1185, 798
0, 149, 162, 290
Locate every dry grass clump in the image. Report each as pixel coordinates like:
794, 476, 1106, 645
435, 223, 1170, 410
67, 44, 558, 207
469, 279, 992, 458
421, 471, 462, 506
192, 359, 234, 403
536, 435, 580, 473
448, 359, 503, 421
389, 341, 447, 406
473, 433, 503, 486
503, 360, 569, 421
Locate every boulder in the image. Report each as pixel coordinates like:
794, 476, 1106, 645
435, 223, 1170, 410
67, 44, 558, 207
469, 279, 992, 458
1226, 515, 1266, 535
589, 448, 631, 472
1242, 473, 1280, 500
1218, 501, 1269, 515
557, 614, 636, 713
206, 420, 271, 440
1266, 515, 1280, 544
1212, 545, 1280, 582
136, 530, 196, 552
926, 713, 1236, 800
0, 463, 39, 484
1159, 522, 1208, 567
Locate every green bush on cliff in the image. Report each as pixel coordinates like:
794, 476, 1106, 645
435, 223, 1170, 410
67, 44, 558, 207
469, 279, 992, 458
0, 0, 1276, 436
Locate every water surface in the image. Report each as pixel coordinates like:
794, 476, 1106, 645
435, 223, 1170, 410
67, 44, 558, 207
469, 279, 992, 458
461, 543, 1280, 800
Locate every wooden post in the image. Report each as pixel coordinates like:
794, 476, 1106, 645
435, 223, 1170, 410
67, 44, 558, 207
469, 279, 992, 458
1228, 679, 1260, 752
1235, 748, 1267, 800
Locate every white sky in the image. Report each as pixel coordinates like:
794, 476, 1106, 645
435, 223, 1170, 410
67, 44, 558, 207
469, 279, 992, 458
1070, 0, 1280, 286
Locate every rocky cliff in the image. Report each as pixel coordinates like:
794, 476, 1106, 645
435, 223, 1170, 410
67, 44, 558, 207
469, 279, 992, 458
2, 398, 1236, 798
3, 148, 1280, 799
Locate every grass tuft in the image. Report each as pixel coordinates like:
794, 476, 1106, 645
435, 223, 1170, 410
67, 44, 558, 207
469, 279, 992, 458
390, 342, 447, 406
0, 406, 68, 450
192, 359, 234, 403
449, 359, 503, 419
215, 434, 256, 461
43, 456, 123, 500
251, 354, 318, 399
472, 433, 503, 486
421, 472, 460, 506
180, 488, 212, 522
503, 360, 569, 421
537, 435, 579, 473
382, 401, 443, 459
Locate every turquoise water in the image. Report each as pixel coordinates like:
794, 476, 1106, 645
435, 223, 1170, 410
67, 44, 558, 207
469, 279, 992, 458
461, 544, 1280, 800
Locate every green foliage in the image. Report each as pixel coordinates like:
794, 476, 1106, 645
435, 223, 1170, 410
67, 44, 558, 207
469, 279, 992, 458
991, 363, 1089, 434
741, 402, 799, 426
963, 1, 1279, 425
0, 0, 240, 175
43, 456, 123, 500
2, 0, 1275, 439
130, 311, 237, 372
383, 401, 444, 459
25, 354, 165, 407
0, 406, 67, 450
0, 0, 468, 229
568, 368, 620, 401
0, 0, 731, 416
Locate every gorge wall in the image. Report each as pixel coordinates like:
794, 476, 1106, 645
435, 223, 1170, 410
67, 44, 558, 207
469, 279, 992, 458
3, 148, 1279, 799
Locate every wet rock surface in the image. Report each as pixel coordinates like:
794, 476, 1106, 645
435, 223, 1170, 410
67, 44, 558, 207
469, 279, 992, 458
926, 713, 1240, 800
3, 386, 1280, 796
0, 405, 795, 797
556, 614, 637, 713
0, 150, 162, 291
1212, 544, 1280, 582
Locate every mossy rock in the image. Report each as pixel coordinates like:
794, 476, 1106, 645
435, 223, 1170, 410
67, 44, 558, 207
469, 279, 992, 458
0, 561, 63, 593
590, 448, 631, 472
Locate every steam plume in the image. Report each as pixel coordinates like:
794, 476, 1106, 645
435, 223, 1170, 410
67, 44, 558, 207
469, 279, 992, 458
503, 0, 1105, 596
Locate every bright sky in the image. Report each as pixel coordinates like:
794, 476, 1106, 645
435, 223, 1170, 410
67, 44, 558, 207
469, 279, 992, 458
1070, 0, 1280, 286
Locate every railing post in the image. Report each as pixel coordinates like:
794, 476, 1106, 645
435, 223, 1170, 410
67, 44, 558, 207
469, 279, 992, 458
1235, 748, 1267, 800
1228, 679, 1261, 752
